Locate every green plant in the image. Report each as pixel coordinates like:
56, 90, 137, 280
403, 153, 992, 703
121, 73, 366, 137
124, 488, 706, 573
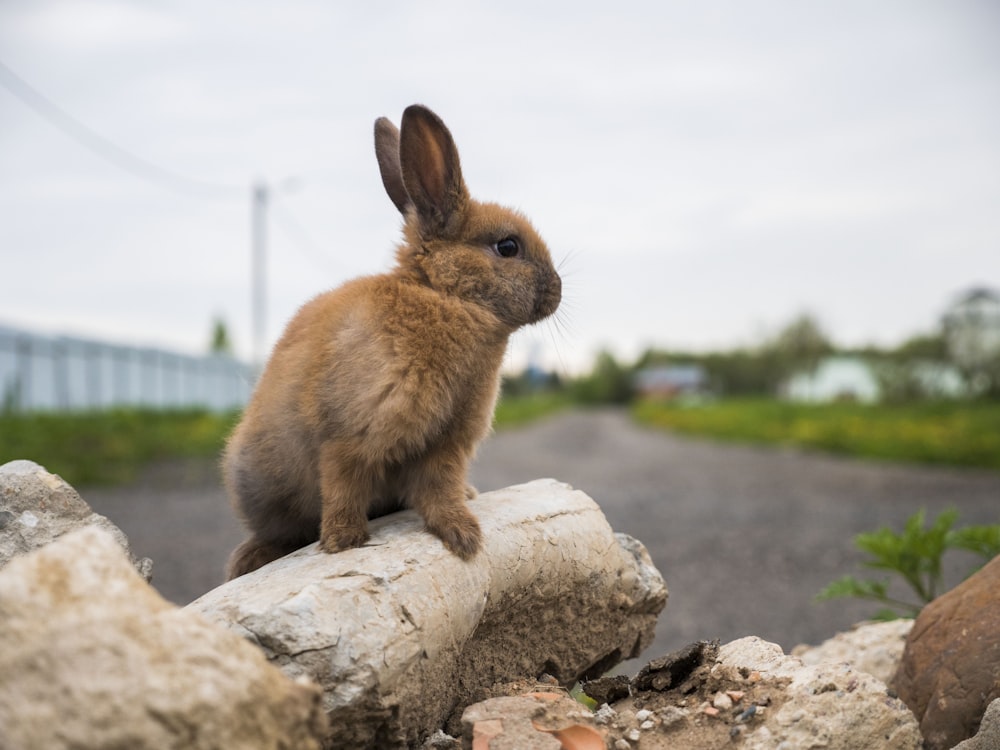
817, 509, 1000, 620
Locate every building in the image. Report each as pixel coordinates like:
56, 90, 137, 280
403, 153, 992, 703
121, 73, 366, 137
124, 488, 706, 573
633, 364, 708, 400
782, 356, 880, 403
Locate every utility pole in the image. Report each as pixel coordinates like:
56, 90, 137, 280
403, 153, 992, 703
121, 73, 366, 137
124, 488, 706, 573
251, 182, 268, 376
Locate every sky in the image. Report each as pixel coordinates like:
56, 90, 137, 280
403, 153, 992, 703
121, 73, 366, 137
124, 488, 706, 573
1, 1, 998, 374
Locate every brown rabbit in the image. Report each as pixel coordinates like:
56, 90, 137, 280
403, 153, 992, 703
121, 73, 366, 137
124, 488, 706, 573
223, 104, 561, 579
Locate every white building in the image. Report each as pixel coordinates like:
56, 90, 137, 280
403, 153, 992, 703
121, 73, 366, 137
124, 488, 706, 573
783, 356, 880, 403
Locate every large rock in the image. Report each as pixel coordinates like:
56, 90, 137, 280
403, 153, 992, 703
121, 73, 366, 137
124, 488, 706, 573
597, 636, 921, 749
188, 479, 667, 749
0, 526, 328, 750
892, 553, 1000, 750
793, 618, 913, 684
953, 697, 1000, 750
0, 459, 152, 579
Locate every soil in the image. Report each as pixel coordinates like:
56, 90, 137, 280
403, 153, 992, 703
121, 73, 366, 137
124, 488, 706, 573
594, 641, 789, 749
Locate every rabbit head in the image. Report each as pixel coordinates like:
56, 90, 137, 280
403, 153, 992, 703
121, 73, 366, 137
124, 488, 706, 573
375, 105, 561, 331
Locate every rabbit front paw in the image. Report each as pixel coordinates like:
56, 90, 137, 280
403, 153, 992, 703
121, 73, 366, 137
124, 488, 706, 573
427, 511, 482, 560
319, 523, 370, 554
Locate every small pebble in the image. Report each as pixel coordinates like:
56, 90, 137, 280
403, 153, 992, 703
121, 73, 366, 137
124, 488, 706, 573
613, 740, 631, 750
593, 704, 616, 726
712, 692, 733, 710
626, 728, 641, 742
703, 705, 720, 717
726, 690, 745, 703
657, 706, 688, 728
635, 709, 652, 722
640, 720, 655, 730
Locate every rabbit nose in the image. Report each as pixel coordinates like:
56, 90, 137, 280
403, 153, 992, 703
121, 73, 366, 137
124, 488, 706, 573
534, 270, 562, 320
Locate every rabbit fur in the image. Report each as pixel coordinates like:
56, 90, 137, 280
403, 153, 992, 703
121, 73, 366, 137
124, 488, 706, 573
223, 104, 561, 579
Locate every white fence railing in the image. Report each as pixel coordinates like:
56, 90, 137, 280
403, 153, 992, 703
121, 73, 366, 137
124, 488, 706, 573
0, 327, 253, 413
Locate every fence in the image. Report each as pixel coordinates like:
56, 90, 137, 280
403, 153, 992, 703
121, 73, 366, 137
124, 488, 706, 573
0, 327, 254, 413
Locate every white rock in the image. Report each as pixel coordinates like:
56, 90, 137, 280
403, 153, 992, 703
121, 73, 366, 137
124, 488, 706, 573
0, 459, 151, 579
792, 619, 914, 684
713, 691, 734, 710
594, 703, 616, 725
716, 637, 921, 750
189, 479, 667, 748
0, 527, 327, 750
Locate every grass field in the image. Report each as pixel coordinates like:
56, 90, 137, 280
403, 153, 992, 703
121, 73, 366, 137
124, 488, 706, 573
0, 409, 240, 487
0, 393, 570, 488
632, 398, 1000, 470
492, 391, 571, 428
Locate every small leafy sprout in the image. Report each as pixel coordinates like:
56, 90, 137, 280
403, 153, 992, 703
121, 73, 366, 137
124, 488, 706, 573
817, 508, 1000, 620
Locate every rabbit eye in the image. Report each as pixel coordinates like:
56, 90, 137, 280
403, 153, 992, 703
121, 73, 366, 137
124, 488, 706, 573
495, 237, 520, 258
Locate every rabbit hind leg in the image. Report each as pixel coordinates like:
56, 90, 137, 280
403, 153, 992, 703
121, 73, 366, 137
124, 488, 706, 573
225, 536, 299, 579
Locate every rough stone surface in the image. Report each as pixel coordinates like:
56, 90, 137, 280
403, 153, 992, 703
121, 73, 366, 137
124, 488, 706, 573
0, 526, 328, 750
461, 692, 606, 750
792, 618, 913, 684
892, 554, 1000, 750
188, 479, 667, 749
952, 698, 1000, 750
0, 459, 152, 580
600, 636, 921, 749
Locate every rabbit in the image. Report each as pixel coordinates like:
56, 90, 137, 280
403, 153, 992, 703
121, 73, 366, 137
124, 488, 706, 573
223, 104, 561, 579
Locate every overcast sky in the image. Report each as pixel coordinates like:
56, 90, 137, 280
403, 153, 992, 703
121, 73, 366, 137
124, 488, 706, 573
1, 1, 998, 373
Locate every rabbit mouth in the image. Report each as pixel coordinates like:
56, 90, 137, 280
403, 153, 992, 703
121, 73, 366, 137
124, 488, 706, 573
531, 271, 562, 322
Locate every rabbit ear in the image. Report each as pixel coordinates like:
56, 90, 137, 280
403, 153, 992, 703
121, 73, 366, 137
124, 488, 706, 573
374, 117, 411, 214
399, 105, 469, 233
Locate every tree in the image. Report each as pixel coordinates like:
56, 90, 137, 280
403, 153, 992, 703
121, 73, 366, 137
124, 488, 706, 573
209, 317, 234, 356
762, 313, 834, 390
571, 350, 634, 405
942, 288, 1000, 398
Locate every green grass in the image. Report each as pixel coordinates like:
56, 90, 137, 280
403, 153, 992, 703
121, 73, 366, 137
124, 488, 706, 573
632, 398, 1000, 470
0, 394, 569, 489
493, 391, 572, 428
0, 409, 239, 487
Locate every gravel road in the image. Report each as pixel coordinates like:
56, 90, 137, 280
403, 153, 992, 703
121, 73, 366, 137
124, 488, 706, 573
83, 408, 1000, 666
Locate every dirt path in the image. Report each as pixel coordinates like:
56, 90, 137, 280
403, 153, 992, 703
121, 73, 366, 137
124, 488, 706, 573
84, 408, 1000, 666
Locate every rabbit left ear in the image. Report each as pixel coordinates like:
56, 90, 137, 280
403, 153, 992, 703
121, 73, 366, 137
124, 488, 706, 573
399, 105, 469, 233
374, 117, 410, 214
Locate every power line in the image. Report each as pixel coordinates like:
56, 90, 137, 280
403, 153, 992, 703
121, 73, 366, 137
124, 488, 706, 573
270, 199, 351, 280
0, 58, 355, 371
0, 58, 244, 200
